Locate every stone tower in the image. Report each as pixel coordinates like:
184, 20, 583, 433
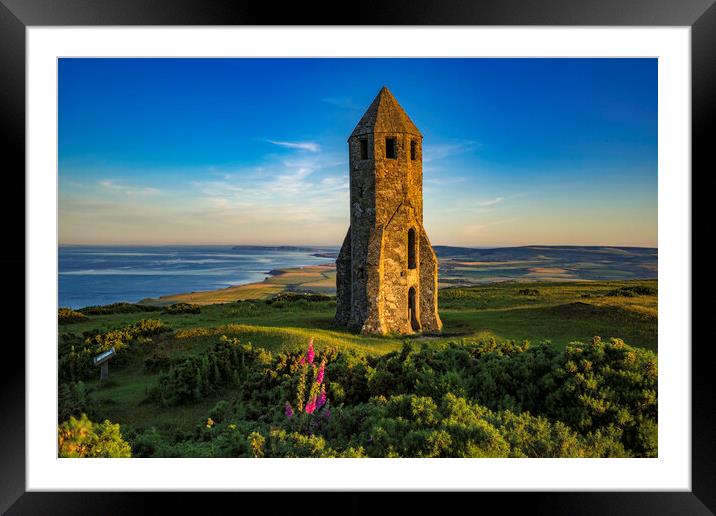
335, 86, 442, 335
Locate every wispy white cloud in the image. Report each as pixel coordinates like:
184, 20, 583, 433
476, 196, 504, 207
320, 175, 349, 190
188, 149, 350, 236
99, 180, 159, 196
423, 140, 481, 163
267, 140, 321, 152
321, 97, 361, 110
425, 176, 468, 186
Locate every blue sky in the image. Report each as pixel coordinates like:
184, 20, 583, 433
58, 58, 657, 247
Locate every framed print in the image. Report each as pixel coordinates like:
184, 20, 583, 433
2, 0, 711, 513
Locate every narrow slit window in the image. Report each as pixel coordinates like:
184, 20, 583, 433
408, 287, 420, 331
385, 137, 397, 159
410, 140, 417, 160
360, 139, 368, 160
408, 228, 416, 269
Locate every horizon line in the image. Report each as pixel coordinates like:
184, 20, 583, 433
58, 242, 659, 250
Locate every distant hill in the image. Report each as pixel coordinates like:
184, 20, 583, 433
433, 244, 656, 261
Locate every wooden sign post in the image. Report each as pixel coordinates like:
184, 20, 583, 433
93, 347, 116, 382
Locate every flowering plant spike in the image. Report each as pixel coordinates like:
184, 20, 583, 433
306, 338, 315, 364
286, 339, 329, 423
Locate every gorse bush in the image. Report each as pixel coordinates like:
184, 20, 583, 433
58, 333, 95, 383
606, 286, 657, 297
151, 336, 262, 406
266, 292, 333, 304
58, 414, 131, 458
58, 381, 98, 423
542, 336, 657, 456
518, 288, 540, 296
59, 320, 170, 383
78, 302, 162, 315
58, 308, 88, 325
162, 303, 201, 315
133, 336, 657, 458
83, 319, 168, 354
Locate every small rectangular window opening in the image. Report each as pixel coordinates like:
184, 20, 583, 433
408, 228, 417, 269
410, 140, 417, 161
360, 139, 368, 160
385, 138, 397, 159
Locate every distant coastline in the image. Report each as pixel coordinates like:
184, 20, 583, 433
135, 245, 657, 307
59, 244, 657, 308
58, 245, 336, 309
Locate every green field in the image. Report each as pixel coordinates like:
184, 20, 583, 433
60, 279, 657, 435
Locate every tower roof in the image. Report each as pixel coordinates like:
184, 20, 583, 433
349, 86, 422, 140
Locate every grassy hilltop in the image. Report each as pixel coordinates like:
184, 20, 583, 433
58, 278, 657, 458
76, 280, 658, 354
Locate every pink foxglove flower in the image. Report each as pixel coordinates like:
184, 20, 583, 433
305, 396, 317, 414
316, 361, 325, 384
316, 385, 327, 410
284, 402, 294, 419
306, 339, 315, 364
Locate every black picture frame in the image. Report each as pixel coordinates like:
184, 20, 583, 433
1, 0, 709, 513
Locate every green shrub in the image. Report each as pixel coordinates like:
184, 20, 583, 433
78, 302, 162, 315
542, 337, 657, 456
58, 333, 95, 383
517, 288, 540, 296
58, 414, 131, 458
143, 351, 173, 373
59, 320, 170, 382
151, 337, 252, 406
130, 427, 165, 458
139, 334, 654, 458
59, 308, 89, 325
163, 303, 201, 315
64, 325, 657, 458
84, 319, 168, 354
606, 286, 657, 297
58, 381, 98, 423
266, 292, 333, 304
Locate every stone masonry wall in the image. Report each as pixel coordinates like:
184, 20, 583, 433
335, 87, 441, 335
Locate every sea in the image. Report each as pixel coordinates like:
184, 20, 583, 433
58, 245, 337, 309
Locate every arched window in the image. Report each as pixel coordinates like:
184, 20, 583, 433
408, 287, 420, 332
407, 228, 416, 269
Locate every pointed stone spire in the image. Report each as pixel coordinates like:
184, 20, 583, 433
349, 86, 421, 140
